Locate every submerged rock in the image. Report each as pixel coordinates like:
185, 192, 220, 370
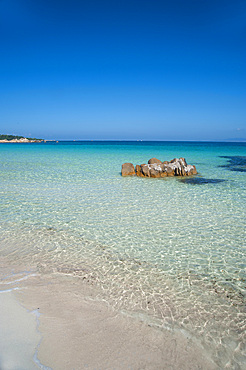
121, 158, 197, 177
219, 156, 246, 172
179, 177, 225, 185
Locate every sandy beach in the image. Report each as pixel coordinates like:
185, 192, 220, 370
0, 258, 217, 370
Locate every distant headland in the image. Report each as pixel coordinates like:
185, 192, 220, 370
0, 134, 44, 143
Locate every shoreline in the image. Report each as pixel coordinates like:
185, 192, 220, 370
0, 260, 216, 369
0, 291, 42, 370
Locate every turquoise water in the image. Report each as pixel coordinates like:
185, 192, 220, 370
0, 141, 245, 368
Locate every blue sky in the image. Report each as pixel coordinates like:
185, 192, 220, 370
1, 0, 246, 140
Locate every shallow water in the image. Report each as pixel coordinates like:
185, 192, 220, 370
0, 141, 245, 368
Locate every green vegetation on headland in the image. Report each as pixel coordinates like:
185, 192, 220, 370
0, 134, 43, 142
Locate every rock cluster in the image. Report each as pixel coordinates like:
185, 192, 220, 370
122, 158, 197, 177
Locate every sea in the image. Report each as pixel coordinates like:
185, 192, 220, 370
0, 141, 245, 368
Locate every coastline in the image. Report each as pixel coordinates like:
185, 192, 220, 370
0, 259, 216, 370
0, 140, 43, 143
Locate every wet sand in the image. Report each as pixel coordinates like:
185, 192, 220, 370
0, 292, 41, 370
0, 261, 216, 370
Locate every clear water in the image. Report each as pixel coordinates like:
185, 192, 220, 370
0, 141, 245, 368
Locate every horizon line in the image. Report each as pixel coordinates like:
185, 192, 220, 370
43, 139, 246, 142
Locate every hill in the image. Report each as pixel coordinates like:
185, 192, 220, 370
0, 134, 43, 142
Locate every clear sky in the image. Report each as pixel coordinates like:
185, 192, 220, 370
1, 0, 246, 141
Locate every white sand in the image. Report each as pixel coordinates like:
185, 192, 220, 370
0, 262, 217, 370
